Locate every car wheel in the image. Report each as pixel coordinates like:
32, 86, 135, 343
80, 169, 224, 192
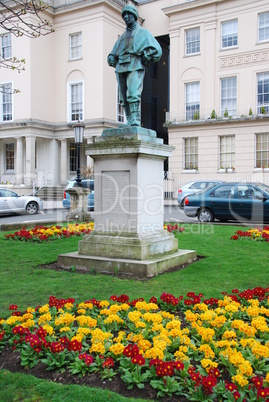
197, 208, 214, 222
26, 202, 38, 215
180, 197, 186, 208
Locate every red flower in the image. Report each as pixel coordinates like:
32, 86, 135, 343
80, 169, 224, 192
225, 382, 238, 392
123, 343, 139, 358
149, 296, 158, 304
257, 387, 269, 399
67, 339, 82, 352
233, 391, 241, 400
131, 354, 145, 366
251, 376, 264, 389
103, 357, 114, 368
0, 330, 5, 341
9, 304, 18, 310
50, 342, 65, 353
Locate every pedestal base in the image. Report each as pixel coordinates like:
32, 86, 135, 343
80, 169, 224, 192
57, 249, 197, 278
66, 187, 92, 221
78, 230, 178, 260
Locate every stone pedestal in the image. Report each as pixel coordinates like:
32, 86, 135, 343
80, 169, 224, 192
66, 187, 92, 221
58, 127, 196, 277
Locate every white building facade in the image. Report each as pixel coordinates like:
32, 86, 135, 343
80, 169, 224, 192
0, 0, 269, 196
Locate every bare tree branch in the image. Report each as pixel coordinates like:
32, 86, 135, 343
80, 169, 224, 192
0, 0, 54, 38
0, 1, 54, 92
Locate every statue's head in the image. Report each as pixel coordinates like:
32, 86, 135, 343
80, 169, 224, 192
121, 5, 139, 21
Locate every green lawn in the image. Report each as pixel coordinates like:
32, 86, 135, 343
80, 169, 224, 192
0, 222, 268, 401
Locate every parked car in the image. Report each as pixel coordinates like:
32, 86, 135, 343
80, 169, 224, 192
63, 179, 94, 210
177, 180, 222, 207
0, 188, 43, 215
184, 182, 269, 222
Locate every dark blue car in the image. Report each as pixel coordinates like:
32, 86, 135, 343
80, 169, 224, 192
184, 182, 269, 222
63, 179, 94, 210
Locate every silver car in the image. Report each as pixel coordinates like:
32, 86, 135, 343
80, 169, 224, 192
0, 188, 43, 215
177, 180, 222, 207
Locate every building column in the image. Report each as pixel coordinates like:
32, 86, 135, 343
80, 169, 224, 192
16, 137, 24, 184
86, 137, 94, 173
204, 20, 217, 115
25, 136, 35, 186
60, 139, 68, 185
169, 28, 180, 120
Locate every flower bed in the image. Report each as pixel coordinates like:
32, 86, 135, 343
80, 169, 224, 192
231, 227, 269, 242
4, 223, 184, 242
1, 287, 269, 400
4, 222, 94, 242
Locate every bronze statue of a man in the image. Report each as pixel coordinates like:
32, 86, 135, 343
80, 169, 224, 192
107, 5, 162, 126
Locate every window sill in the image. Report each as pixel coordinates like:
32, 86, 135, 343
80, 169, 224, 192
254, 168, 269, 172
217, 169, 235, 173
183, 169, 198, 173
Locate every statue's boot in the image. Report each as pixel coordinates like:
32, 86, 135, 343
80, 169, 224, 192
129, 102, 140, 126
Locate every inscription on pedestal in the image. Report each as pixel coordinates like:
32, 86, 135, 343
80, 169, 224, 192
102, 170, 130, 214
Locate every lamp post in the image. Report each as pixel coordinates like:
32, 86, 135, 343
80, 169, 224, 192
73, 121, 85, 187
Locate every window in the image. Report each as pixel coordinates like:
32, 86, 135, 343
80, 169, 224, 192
257, 72, 269, 114
221, 20, 238, 48
211, 184, 235, 198
220, 77, 237, 117
258, 12, 269, 42
70, 82, 83, 122
0, 83, 12, 122
5, 143, 14, 171
256, 133, 269, 168
185, 82, 200, 120
184, 137, 198, 170
219, 135, 235, 169
70, 32, 82, 60
69, 142, 77, 172
0, 33, 11, 59
117, 86, 125, 123
185, 28, 200, 55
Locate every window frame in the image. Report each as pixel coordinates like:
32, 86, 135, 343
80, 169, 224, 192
255, 133, 269, 169
258, 12, 269, 43
184, 137, 198, 170
68, 81, 84, 123
69, 141, 77, 173
221, 19, 238, 49
69, 32, 82, 60
185, 81, 200, 120
220, 76, 237, 117
0, 32, 11, 59
0, 82, 13, 122
219, 135, 235, 169
185, 27, 200, 55
5, 142, 15, 171
257, 72, 269, 114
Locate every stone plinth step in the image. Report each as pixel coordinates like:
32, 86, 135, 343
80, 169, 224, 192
57, 249, 197, 278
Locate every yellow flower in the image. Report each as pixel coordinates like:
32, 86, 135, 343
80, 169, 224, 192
59, 326, 71, 333
201, 358, 218, 371
42, 324, 54, 335
199, 344, 215, 359
90, 342, 105, 354
39, 304, 50, 314
232, 373, 249, 387
99, 300, 110, 308
144, 347, 164, 360
76, 315, 97, 328
104, 314, 124, 325
38, 313, 52, 325
109, 343, 125, 356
